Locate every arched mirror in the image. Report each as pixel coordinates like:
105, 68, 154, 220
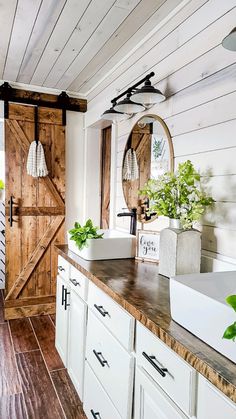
122, 114, 174, 223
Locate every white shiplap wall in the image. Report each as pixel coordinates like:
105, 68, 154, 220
85, 0, 236, 272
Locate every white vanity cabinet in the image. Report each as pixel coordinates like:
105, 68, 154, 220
197, 375, 236, 419
55, 254, 236, 419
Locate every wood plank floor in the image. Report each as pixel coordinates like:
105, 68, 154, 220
0, 290, 87, 419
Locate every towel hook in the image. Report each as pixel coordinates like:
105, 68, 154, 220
34, 106, 39, 145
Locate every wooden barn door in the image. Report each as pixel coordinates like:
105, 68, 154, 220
100, 126, 111, 229
4, 103, 65, 319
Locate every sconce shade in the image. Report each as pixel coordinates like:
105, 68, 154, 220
222, 27, 236, 51
114, 93, 145, 113
130, 79, 165, 105
101, 106, 125, 122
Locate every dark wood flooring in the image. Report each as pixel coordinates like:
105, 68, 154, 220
0, 290, 87, 419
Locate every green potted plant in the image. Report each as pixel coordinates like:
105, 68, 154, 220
139, 160, 214, 230
0, 179, 5, 201
69, 219, 104, 251
139, 160, 214, 277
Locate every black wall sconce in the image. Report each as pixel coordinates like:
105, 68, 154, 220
101, 72, 165, 122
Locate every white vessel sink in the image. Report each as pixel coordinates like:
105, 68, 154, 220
67, 229, 136, 261
170, 271, 236, 363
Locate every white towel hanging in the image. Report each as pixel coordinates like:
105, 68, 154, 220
122, 148, 139, 181
27, 140, 49, 178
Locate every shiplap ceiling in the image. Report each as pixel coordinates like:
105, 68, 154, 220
0, 0, 183, 97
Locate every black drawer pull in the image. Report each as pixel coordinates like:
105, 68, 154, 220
142, 351, 168, 377
70, 278, 81, 287
64, 289, 70, 310
93, 350, 108, 367
58, 265, 65, 272
94, 304, 109, 317
91, 410, 100, 418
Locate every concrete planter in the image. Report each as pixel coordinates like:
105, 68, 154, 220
159, 219, 201, 278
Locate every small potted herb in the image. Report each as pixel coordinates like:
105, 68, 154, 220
223, 295, 236, 342
68, 219, 104, 253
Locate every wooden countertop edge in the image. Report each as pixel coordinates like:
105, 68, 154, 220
56, 246, 236, 403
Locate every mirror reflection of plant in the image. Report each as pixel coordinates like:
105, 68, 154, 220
139, 160, 214, 230
69, 219, 104, 250
223, 295, 236, 342
0, 179, 4, 190
153, 138, 163, 160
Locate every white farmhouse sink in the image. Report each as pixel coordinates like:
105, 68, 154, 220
67, 229, 136, 261
170, 271, 236, 363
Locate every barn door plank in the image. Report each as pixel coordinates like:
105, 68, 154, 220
5, 215, 64, 300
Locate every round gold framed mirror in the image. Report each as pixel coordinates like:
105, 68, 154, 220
122, 114, 174, 223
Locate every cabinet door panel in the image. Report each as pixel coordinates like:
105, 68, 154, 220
67, 290, 87, 400
134, 367, 187, 419
197, 375, 236, 419
55, 275, 69, 366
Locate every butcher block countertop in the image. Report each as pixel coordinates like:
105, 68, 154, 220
56, 245, 236, 403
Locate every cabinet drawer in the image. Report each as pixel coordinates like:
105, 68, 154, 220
83, 362, 121, 419
136, 322, 196, 417
58, 255, 69, 281
69, 265, 88, 301
88, 281, 134, 351
86, 309, 134, 419
197, 375, 236, 419
134, 366, 188, 419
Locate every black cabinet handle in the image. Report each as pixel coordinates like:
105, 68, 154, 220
61, 285, 65, 306
142, 351, 168, 377
94, 304, 109, 317
93, 350, 108, 367
58, 266, 65, 272
64, 289, 70, 310
70, 278, 81, 287
91, 410, 100, 418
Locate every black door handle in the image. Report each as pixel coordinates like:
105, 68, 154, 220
8, 196, 17, 227
93, 350, 108, 367
94, 304, 109, 317
61, 285, 65, 306
91, 410, 100, 418
142, 351, 168, 377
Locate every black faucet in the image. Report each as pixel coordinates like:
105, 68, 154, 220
117, 208, 137, 236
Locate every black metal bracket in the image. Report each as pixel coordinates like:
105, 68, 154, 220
0, 82, 13, 119
34, 106, 39, 145
58, 91, 69, 125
